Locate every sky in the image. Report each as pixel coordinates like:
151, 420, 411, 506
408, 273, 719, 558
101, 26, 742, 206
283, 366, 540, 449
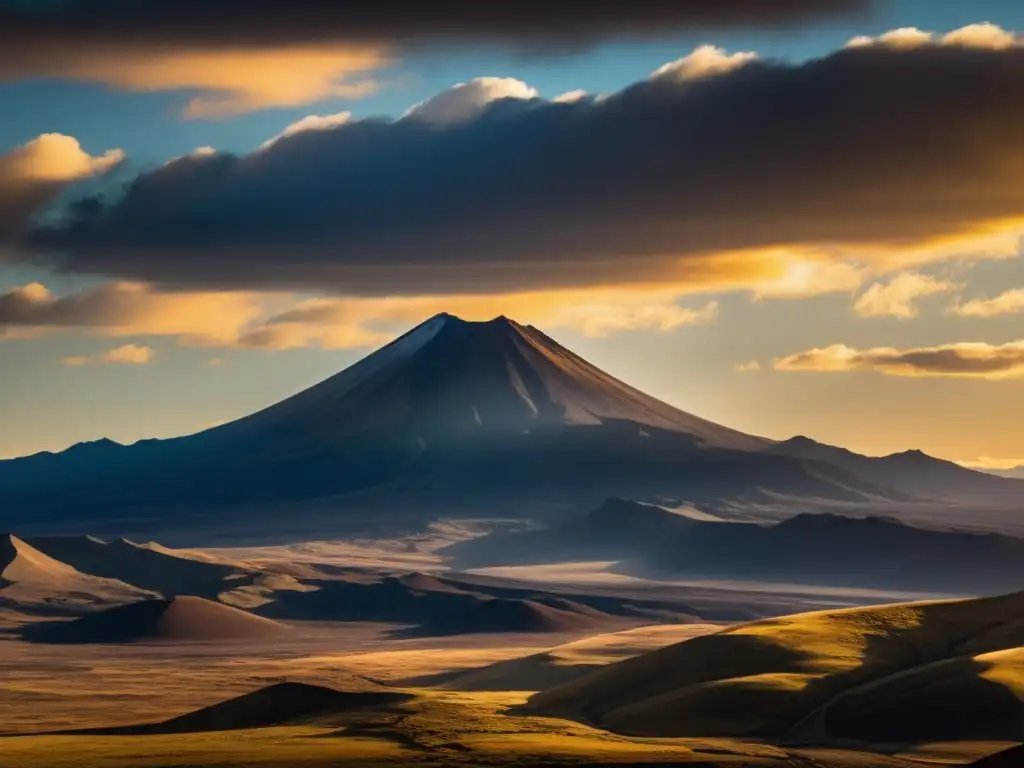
2, 0, 1024, 468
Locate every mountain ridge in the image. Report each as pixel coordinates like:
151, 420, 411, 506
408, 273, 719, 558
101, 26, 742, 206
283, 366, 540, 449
0, 313, 1019, 531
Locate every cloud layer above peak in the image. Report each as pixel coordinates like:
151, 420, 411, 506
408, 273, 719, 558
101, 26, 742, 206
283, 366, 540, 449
10, 28, 1024, 301
0, 1, 869, 116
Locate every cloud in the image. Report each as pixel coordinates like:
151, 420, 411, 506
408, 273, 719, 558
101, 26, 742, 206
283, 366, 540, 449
853, 271, 956, 318
553, 90, 590, 104
546, 299, 718, 337
0, 1, 866, 116
0, 133, 123, 239
405, 78, 539, 124
0, 281, 264, 345
0, 280, 721, 351
754, 258, 865, 299
651, 45, 758, 80
847, 27, 934, 49
239, 288, 720, 350
19, 30, 1024, 298
774, 341, 1024, 379
261, 112, 353, 149
849, 22, 1019, 50
63, 343, 153, 366
941, 22, 1019, 50
953, 287, 1024, 318
734, 360, 762, 373
70, 45, 386, 119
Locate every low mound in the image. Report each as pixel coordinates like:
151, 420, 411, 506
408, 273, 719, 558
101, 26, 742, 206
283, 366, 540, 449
26, 535, 247, 598
0, 533, 151, 613
438, 624, 718, 692
973, 744, 1024, 767
528, 590, 1024, 741
412, 597, 611, 636
23, 595, 291, 643
76, 682, 413, 735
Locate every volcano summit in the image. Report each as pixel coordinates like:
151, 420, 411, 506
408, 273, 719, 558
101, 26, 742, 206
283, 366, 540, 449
0, 314, 1017, 532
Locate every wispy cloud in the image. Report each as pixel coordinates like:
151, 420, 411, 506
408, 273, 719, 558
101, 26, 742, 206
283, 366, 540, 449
775, 340, 1024, 380
853, 272, 957, 319
0, 280, 721, 351
63, 344, 154, 366
953, 287, 1024, 318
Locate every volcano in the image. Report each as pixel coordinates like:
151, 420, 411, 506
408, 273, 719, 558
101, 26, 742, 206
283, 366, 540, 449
0, 314, 1016, 530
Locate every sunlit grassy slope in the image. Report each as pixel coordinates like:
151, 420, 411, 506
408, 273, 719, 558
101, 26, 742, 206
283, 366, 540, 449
528, 590, 1024, 740
0, 689, 919, 768
438, 623, 717, 691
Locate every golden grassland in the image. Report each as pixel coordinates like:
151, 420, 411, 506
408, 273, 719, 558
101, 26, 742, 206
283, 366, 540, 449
528, 591, 1024, 743
0, 688, 929, 767
2, 601, 1023, 767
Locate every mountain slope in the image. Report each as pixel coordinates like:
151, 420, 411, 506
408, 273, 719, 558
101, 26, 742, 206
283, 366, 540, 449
770, 436, 1023, 505
2, 313, 1017, 530
0, 314, 910, 527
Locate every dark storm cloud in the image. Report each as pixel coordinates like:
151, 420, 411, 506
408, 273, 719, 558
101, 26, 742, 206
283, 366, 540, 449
0, 1, 870, 52
20, 40, 1024, 295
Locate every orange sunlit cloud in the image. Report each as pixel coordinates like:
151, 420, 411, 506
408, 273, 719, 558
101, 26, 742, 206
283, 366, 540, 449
238, 287, 721, 350
63, 343, 154, 366
0, 281, 266, 345
0, 280, 722, 351
1, 44, 391, 118
774, 341, 1024, 379
0, 133, 124, 182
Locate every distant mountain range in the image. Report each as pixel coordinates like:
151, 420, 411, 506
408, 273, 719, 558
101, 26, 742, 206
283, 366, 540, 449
447, 497, 1024, 595
5, 532, 745, 640
0, 313, 1020, 533
984, 465, 1024, 480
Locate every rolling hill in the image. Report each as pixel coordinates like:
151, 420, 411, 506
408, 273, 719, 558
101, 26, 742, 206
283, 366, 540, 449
43, 682, 414, 736
405, 597, 614, 636
22, 595, 292, 643
973, 743, 1024, 766
527, 590, 1024, 742
250, 569, 727, 632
